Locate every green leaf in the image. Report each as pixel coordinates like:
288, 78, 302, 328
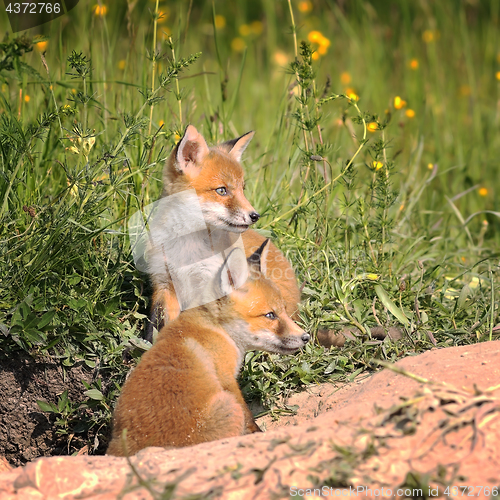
301, 286, 317, 296
68, 275, 81, 285
375, 285, 410, 326
38, 310, 56, 329
68, 298, 87, 311
95, 302, 106, 316
85, 389, 104, 401
37, 400, 56, 413
324, 360, 337, 375
58, 390, 69, 411
20, 302, 30, 321
457, 284, 471, 311
24, 328, 45, 344
0, 323, 9, 337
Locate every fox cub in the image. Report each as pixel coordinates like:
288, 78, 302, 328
107, 240, 310, 456
146, 125, 300, 339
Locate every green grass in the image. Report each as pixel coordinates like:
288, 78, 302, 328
1, 0, 499, 454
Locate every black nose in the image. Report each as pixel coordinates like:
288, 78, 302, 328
302, 333, 310, 343
249, 212, 260, 223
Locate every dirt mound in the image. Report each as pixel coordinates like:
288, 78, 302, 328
1, 341, 499, 498
0, 352, 95, 466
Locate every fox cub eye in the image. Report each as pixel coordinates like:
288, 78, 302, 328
215, 187, 227, 196
265, 312, 277, 320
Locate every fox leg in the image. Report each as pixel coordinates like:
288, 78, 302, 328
145, 287, 181, 343
243, 406, 262, 434
223, 380, 262, 434
200, 391, 246, 442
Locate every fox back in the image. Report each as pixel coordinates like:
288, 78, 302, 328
107, 241, 309, 456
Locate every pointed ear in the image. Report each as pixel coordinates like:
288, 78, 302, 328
220, 131, 255, 162
218, 248, 248, 295
174, 125, 210, 173
247, 239, 269, 278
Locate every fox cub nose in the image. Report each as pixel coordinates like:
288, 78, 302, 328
301, 333, 311, 344
249, 212, 260, 223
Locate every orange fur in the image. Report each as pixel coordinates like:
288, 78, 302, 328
146, 126, 300, 339
107, 243, 308, 456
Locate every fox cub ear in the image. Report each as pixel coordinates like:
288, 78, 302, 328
218, 248, 248, 295
175, 125, 210, 172
247, 239, 270, 278
220, 131, 255, 162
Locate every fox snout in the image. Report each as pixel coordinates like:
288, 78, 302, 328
274, 321, 311, 354
239, 209, 260, 227
230, 193, 260, 228
249, 211, 260, 223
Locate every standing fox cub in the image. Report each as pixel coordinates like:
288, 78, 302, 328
107, 240, 310, 456
145, 125, 300, 339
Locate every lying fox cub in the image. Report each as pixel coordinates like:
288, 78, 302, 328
107, 240, 309, 456
145, 125, 300, 340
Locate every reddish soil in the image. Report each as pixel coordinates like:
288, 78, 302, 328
1, 341, 499, 499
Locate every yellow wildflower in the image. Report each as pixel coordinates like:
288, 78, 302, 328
405, 109, 415, 118
340, 72, 351, 85
250, 21, 263, 35
159, 120, 164, 127
157, 9, 169, 24
298, 1, 313, 13
93, 4, 107, 16
35, 41, 48, 52
118, 60, 126, 70
394, 96, 406, 109
479, 187, 488, 197
427, 163, 434, 170
367, 122, 378, 132
239, 24, 251, 36
308, 31, 323, 44
422, 30, 435, 43
24, 95, 30, 103
214, 15, 226, 29
274, 51, 289, 66
496, 71, 500, 81
311, 52, 320, 61
372, 161, 383, 170
307, 31, 330, 58
409, 59, 418, 70
345, 88, 359, 101
320, 37, 331, 48
231, 38, 246, 52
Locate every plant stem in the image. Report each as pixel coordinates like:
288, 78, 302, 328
169, 36, 183, 125
148, 0, 160, 136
